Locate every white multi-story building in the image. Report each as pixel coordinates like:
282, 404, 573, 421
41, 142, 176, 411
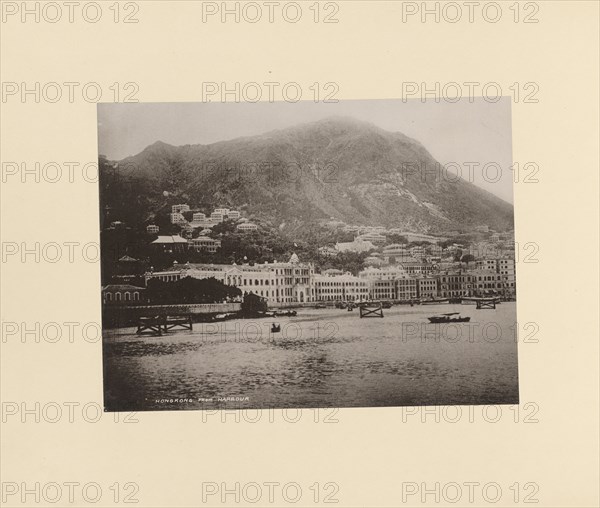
170, 212, 187, 224
210, 212, 224, 223
410, 245, 426, 259
383, 244, 409, 262
144, 254, 315, 305
359, 266, 408, 281
172, 204, 190, 214
227, 210, 241, 220
189, 236, 221, 253
472, 258, 516, 295
193, 212, 206, 221
388, 230, 443, 243
236, 222, 258, 232
146, 224, 159, 234
335, 238, 375, 253
190, 220, 214, 230
214, 208, 230, 216
396, 278, 418, 301
356, 232, 386, 245
314, 273, 369, 302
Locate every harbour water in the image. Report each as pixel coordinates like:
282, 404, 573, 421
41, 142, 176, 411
103, 303, 519, 411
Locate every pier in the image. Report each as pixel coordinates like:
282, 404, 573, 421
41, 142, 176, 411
136, 315, 193, 336
462, 297, 500, 310
359, 301, 384, 318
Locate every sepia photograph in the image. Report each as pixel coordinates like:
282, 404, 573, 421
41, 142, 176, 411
99, 99, 519, 412
3, 1, 599, 506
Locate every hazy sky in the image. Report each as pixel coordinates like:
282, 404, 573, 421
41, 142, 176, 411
97, 98, 513, 203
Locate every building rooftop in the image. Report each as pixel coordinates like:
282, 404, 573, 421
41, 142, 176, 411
151, 235, 188, 244
102, 284, 145, 291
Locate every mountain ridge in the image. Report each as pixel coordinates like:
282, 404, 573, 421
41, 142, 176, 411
103, 116, 513, 234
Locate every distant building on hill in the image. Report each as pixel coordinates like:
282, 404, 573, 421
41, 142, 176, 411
335, 238, 375, 253
170, 212, 187, 224
150, 235, 189, 253
172, 204, 190, 214
189, 236, 221, 253
236, 222, 258, 232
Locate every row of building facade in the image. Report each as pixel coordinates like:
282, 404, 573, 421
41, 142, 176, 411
135, 254, 515, 305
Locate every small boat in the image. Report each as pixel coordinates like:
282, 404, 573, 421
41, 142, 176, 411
421, 298, 450, 305
271, 323, 281, 333
273, 310, 297, 317
314, 303, 327, 309
213, 313, 229, 321
428, 312, 471, 323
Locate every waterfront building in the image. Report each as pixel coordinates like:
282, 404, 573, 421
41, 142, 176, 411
472, 258, 516, 296
236, 222, 258, 232
469, 270, 503, 294
102, 284, 145, 304
314, 272, 369, 302
146, 224, 159, 234
144, 254, 315, 305
416, 277, 438, 299
435, 272, 475, 298
369, 279, 396, 301
395, 278, 418, 301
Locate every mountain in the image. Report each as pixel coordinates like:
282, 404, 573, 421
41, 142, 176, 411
101, 116, 514, 233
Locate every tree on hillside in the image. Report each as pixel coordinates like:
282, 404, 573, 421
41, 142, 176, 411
460, 254, 475, 265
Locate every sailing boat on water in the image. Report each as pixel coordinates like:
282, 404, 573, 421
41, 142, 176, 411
427, 312, 470, 323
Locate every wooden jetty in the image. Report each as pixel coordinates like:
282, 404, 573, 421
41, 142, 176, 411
136, 315, 193, 336
359, 301, 384, 318
461, 297, 500, 310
